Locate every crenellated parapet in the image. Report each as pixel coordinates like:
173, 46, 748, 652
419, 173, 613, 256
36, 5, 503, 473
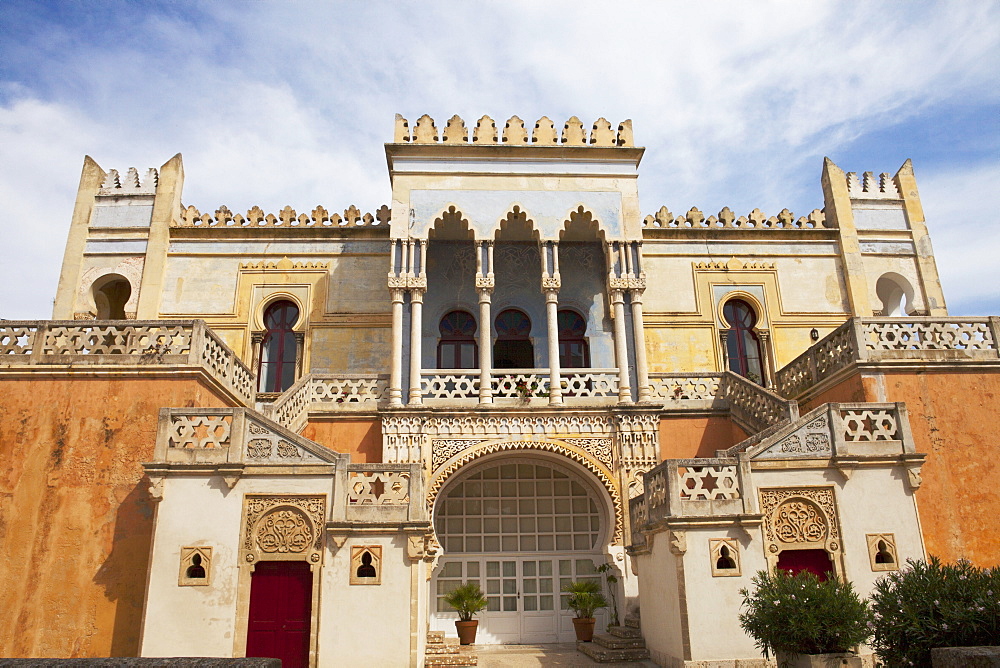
98, 167, 158, 195
173, 203, 391, 227
642, 205, 826, 229
846, 171, 900, 199
393, 113, 635, 147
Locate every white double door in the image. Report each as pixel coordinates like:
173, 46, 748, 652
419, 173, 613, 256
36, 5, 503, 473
432, 554, 607, 644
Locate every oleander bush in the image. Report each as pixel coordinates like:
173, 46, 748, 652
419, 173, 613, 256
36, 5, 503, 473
739, 569, 872, 660
870, 556, 1000, 667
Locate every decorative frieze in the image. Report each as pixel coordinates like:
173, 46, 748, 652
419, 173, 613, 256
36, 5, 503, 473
394, 114, 635, 147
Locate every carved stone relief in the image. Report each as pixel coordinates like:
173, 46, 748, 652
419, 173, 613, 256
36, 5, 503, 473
759, 487, 841, 563
241, 495, 325, 566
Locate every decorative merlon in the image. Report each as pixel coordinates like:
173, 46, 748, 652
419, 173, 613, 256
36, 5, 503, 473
643, 205, 825, 229
175, 204, 391, 228
98, 167, 158, 195
847, 171, 901, 199
239, 257, 330, 271
695, 258, 776, 271
394, 114, 635, 147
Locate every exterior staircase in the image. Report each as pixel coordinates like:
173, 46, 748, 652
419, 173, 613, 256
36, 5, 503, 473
424, 630, 478, 667
577, 615, 651, 664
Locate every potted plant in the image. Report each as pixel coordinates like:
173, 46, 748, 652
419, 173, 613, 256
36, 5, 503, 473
739, 569, 871, 667
562, 579, 608, 642
443, 581, 488, 645
596, 563, 620, 628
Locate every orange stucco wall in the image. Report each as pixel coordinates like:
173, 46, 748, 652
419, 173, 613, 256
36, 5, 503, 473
872, 369, 1000, 567
659, 415, 745, 459
801, 367, 1000, 567
302, 417, 382, 463
0, 373, 234, 658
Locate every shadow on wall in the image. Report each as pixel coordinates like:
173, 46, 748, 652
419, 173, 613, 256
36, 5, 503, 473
93, 479, 156, 657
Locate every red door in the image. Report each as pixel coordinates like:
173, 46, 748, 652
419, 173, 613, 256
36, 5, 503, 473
776, 548, 833, 581
247, 561, 313, 668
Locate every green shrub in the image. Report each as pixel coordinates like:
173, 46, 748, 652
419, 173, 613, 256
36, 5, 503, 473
739, 570, 872, 659
443, 581, 488, 622
870, 557, 1000, 667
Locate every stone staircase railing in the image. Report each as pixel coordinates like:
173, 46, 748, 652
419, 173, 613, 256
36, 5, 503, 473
0, 320, 255, 405
267, 373, 389, 431
776, 317, 1000, 399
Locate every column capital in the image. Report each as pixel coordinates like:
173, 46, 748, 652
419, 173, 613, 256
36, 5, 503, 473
476, 275, 495, 290
541, 274, 561, 291
390, 287, 407, 303
608, 276, 629, 291
609, 288, 626, 304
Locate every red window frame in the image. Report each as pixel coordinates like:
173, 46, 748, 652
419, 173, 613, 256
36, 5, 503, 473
557, 309, 590, 369
437, 310, 478, 369
723, 299, 764, 383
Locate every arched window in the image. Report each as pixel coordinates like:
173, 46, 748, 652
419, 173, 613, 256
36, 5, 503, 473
438, 310, 478, 369
723, 299, 764, 384
257, 300, 300, 393
557, 310, 590, 368
494, 309, 533, 369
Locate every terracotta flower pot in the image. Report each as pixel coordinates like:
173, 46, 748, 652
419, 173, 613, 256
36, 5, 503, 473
775, 652, 863, 667
572, 617, 597, 642
455, 619, 479, 645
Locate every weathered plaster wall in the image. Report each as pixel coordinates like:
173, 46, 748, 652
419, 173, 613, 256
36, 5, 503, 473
0, 374, 234, 658
301, 418, 382, 463
659, 416, 744, 459
798, 366, 1000, 566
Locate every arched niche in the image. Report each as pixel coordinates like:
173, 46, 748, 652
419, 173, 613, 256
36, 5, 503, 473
92, 273, 132, 320
875, 272, 915, 316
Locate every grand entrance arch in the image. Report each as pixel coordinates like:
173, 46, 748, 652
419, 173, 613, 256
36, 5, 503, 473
430, 454, 615, 643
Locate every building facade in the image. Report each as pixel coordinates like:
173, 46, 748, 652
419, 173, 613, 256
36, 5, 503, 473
1, 114, 997, 667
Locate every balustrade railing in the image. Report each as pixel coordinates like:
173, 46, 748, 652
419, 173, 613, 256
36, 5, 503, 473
648, 373, 724, 402
341, 463, 425, 523
0, 320, 254, 405
722, 371, 799, 434
641, 457, 747, 523
419, 368, 620, 403
776, 317, 1000, 399
269, 373, 389, 431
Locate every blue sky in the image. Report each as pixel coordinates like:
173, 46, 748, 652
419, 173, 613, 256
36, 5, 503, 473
1, 1, 998, 318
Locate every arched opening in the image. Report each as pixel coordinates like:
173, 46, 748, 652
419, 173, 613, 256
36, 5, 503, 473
494, 309, 533, 369
93, 274, 131, 319
557, 309, 590, 369
438, 310, 478, 369
876, 273, 914, 316
258, 300, 300, 393
723, 299, 764, 384
431, 455, 613, 644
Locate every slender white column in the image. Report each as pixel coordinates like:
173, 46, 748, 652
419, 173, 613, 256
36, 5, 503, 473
477, 241, 494, 404
611, 289, 632, 403
388, 287, 406, 406
545, 289, 563, 405
408, 289, 424, 404
631, 290, 651, 402
478, 288, 493, 403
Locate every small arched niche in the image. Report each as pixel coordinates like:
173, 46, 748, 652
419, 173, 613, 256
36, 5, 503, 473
350, 545, 382, 585
92, 273, 132, 320
875, 272, 915, 317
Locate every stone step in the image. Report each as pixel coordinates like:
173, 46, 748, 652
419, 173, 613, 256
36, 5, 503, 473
424, 648, 477, 667
624, 615, 641, 629
577, 640, 651, 663
425, 642, 461, 655
592, 633, 647, 650
607, 624, 642, 639
427, 631, 445, 644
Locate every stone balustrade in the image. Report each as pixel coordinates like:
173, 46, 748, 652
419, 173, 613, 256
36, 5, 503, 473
268, 373, 389, 431
648, 373, 724, 403
640, 457, 750, 525
775, 317, 1000, 399
0, 320, 255, 406
722, 370, 799, 434
153, 406, 340, 466
338, 463, 426, 524
419, 368, 620, 404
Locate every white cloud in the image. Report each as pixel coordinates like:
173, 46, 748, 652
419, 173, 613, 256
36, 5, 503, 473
0, 1, 998, 318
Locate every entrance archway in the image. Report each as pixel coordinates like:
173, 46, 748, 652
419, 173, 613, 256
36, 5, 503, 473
430, 454, 614, 643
